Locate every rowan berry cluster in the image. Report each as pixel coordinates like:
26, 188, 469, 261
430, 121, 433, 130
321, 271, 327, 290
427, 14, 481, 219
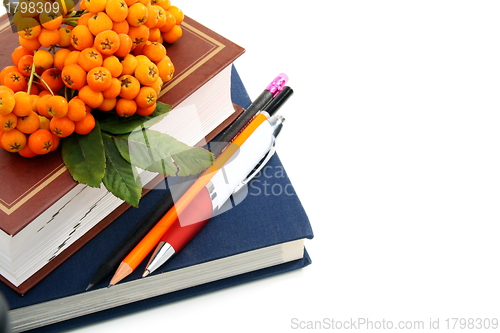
0, 0, 183, 157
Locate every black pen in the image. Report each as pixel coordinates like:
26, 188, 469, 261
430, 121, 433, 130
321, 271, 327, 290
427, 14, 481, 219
86, 74, 289, 290
209, 73, 288, 157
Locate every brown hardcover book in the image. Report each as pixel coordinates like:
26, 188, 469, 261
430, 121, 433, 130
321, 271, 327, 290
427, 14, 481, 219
0, 15, 244, 294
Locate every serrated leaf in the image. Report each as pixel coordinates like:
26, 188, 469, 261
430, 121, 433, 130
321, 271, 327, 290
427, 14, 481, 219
61, 123, 105, 188
102, 134, 142, 207
114, 129, 214, 176
98, 102, 172, 135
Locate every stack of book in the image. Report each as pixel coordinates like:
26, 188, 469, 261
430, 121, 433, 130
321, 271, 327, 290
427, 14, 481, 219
0, 13, 314, 333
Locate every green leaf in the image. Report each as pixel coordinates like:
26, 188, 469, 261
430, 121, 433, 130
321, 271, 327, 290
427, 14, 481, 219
114, 129, 214, 176
61, 123, 105, 188
102, 134, 142, 207
98, 102, 172, 135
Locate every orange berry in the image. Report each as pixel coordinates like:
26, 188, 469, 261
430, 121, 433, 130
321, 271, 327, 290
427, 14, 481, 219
157, 56, 174, 81
134, 61, 159, 86
157, 0, 170, 10
1, 128, 26, 152
50, 133, 61, 151
112, 20, 130, 34
77, 12, 93, 26
3, 71, 28, 92
28, 83, 40, 95
118, 74, 140, 99
17, 54, 34, 77
85, 0, 107, 13
13, 91, 32, 117
18, 143, 38, 158
103, 56, 123, 77
102, 78, 122, 99
16, 111, 40, 134
36, 94, 52, 118
114, 34, 133, 58
78, 47, 103, 72
28, 128, 54, 154
58, 26, 73, 47
61, 63, 87, 90
128, 24, 149, 47
158, 7, 175, 32
0, 90, 15, 115
142, 42, 165, 63
148, 28, 161, 42
38, 115, 50, 130
18, 35, 42, 51
33, 49, 54, 70
88, 12, 113, 36
106, 0, 129, 22
30, 94, 39, 111
45, 95, 68, 118
124, 0, 137, 6
40, 68, 64, 93
0, 67, 18, 86
127, 3, 148, 26
167, 6, 183, 25
17, 18, 41, 40
87, 66, 113, 91
144, 4, 159, 28
74, 112, 96, 134
0, 86, 14, 94
67, 97, 87, 121
38, 28, 61, 48
54, 48, 71, 71
70, 25, 94, 50
39, 12, 63, 30
120, 54, 138, 75
162, 24, 182, 43
64, 50, 81, 67
149, 76, 163, 95
136, 103, 156, 116
50, 116, 75, 137
79, 85, 104, 109
115, 98, 137, 117
135, 86, 156, 109
94, 30, 120, 55
0, 113, 17, 131
97, 97, 117, 111
11, 46, 33, 67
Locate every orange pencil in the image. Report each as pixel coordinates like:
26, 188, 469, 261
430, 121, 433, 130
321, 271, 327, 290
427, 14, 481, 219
108, 113, 270, 286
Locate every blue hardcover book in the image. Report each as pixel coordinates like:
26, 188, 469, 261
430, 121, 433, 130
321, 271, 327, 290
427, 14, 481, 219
0, 67, 313, 332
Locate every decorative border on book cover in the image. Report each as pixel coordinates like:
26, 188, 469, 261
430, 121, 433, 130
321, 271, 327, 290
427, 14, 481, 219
0, 19, 225, 217
0, 165, 67, 215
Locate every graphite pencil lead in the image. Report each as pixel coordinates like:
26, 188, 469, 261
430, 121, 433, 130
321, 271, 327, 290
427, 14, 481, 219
85, 283, 94, 291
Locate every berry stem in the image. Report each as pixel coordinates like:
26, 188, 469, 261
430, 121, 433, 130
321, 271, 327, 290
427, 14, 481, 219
27, 62, 36, 95
34, 72, 55, 96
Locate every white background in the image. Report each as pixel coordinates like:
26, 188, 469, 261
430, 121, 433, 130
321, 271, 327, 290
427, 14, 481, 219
10, 0, 500, 332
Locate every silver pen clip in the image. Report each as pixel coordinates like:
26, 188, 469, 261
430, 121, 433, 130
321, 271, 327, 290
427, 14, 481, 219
233, 115, 285, 194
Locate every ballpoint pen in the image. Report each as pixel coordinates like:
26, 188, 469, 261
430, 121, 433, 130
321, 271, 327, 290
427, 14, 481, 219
108, 99, 288, 286
142, 111, 286, 276
86, 74, 288, 290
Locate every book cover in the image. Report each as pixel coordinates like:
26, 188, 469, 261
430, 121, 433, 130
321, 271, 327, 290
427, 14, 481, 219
0, 15, 245, 294
4, 153, 313, 333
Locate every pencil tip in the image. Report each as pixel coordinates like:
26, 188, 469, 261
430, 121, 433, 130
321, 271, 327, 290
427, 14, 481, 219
86, 283, 93, 291
142, 270, 150, 278
107, 284, 113, 289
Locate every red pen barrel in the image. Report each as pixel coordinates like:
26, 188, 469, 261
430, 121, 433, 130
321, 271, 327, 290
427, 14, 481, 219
163, 186, 214, 251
